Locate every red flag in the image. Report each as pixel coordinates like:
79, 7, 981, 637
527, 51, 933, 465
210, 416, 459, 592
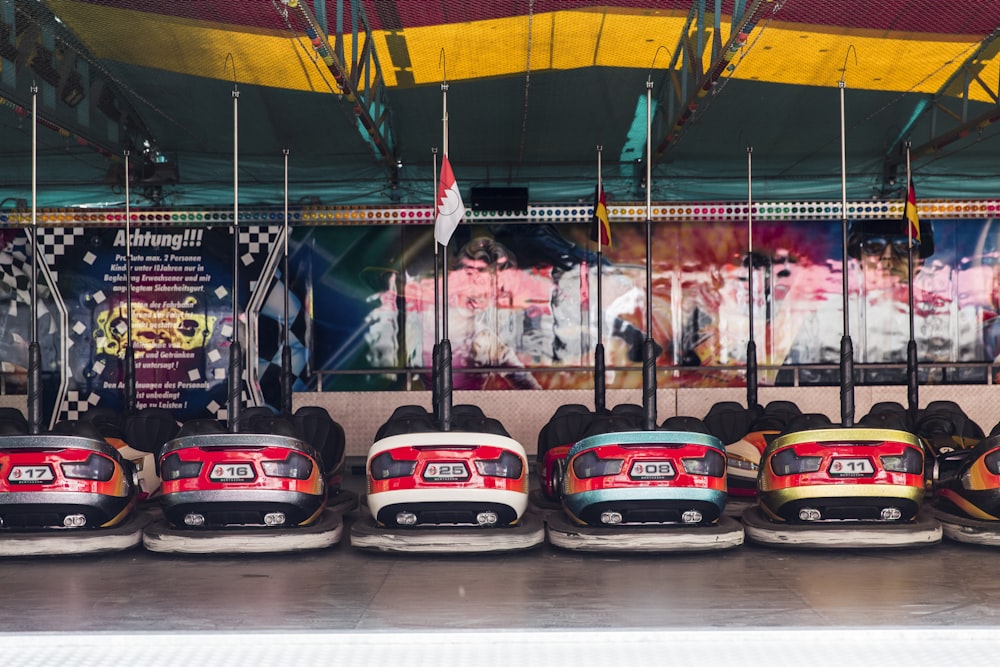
434, 155, 465, 246
904, 178, 920, 246
590, 185, 611, 248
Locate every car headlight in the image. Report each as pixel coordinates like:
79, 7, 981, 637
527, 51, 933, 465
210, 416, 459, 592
770, 448, 822, 476
572, 450, 624, 479
474, 451, 523, 479
880, 447, 924, 474
681, 450, 726, 477
61, 453, 115, 482
984, 450, 1000, 475
161, 454, 203, 481
261, 452, 314, 480
370, 452, 417, 480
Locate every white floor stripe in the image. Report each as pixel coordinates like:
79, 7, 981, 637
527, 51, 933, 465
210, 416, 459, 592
7, 627, 1000, 667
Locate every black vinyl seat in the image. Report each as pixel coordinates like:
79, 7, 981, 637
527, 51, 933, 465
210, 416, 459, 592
0, 407, 28, 435
610, 403, 644, 429
661, 415, 712, 435
582, 413, 638, 437
123, 407, 181, 455
783, 412, 834, 434
176, 418, 227, 438
50, 419, 105, 440
537, 404, 597, 463
294, 406, 346, 476
919, 400, 984, 440
703, 401, 760, 444
375, 405, 438, 439
750, 401, 802, 432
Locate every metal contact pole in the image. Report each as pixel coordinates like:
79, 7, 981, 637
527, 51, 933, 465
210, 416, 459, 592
438, 73, 452, 431
839, 78, 855, 427
281, 148, 293, 415
27, 83, 41, 433
594, 145, 606, 412
746, 146, 758, 411
124, 150, 136, 414
905, 141, 919, 423
642, 76, 657, 431
228, 78, 243, 432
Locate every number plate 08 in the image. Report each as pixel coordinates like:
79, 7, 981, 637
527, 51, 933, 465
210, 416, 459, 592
629, 461, 676, 480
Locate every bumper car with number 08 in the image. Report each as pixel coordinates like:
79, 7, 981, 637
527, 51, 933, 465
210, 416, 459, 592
350, 405, 544, 553
742, 412, 942, 548
545, 412, 744, 552
142, 407, 351, 554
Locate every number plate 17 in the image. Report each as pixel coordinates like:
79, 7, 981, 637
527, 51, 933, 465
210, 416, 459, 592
8, 465, 55, 484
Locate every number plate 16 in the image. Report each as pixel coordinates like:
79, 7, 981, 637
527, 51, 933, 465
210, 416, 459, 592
209, 463, 256, 482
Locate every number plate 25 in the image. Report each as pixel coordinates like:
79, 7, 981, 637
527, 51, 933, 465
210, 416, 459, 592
423, 462, 470, 482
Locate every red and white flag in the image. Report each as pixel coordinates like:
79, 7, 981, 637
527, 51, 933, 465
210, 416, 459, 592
434, 155, 465, 246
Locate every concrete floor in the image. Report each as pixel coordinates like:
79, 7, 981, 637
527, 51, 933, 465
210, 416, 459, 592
3, 528, 1000, 633
5, 472, 1000, 665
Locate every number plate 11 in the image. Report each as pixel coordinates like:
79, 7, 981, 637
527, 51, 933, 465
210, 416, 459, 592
829, 458, 875, 477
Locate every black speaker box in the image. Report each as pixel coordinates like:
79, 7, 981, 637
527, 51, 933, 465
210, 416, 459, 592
470, 187, 529, 212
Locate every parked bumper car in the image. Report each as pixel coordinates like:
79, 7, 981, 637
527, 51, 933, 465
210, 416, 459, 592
350, 405, 544, 553
143, 406, 346, 554
546, 412, 744, 552
742, 411, 941, 548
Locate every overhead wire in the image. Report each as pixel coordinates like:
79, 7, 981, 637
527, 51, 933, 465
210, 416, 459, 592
517, 0, 535, 165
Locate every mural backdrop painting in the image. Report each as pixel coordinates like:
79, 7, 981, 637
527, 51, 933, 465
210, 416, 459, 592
2, 217, 1000, 413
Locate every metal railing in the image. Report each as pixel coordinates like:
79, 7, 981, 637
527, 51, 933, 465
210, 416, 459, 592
309, 361, 1000, 391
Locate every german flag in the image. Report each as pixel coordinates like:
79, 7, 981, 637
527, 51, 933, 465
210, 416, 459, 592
904, 177, 920, 246
591, 184, 611, 248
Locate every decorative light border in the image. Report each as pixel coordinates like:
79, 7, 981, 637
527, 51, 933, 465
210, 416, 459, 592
0, 199, 998, 226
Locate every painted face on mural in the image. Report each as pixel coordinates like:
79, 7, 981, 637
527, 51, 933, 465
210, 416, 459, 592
859, 235, 913, 280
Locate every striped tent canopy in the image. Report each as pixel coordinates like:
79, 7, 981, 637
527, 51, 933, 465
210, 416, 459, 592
1, 0, 999, 207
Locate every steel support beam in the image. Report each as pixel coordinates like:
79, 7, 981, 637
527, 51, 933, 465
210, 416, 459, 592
882, 29, 1000, 192
655, 0, 777, 163
287, 0, 397, 178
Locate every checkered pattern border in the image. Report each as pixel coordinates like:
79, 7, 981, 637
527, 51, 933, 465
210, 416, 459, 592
37, 227, 86, 281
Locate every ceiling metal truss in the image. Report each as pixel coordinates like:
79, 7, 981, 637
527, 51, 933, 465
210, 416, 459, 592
656, 0, 780, 162
283, 0, 398, 179
883, 28, 1000, 191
